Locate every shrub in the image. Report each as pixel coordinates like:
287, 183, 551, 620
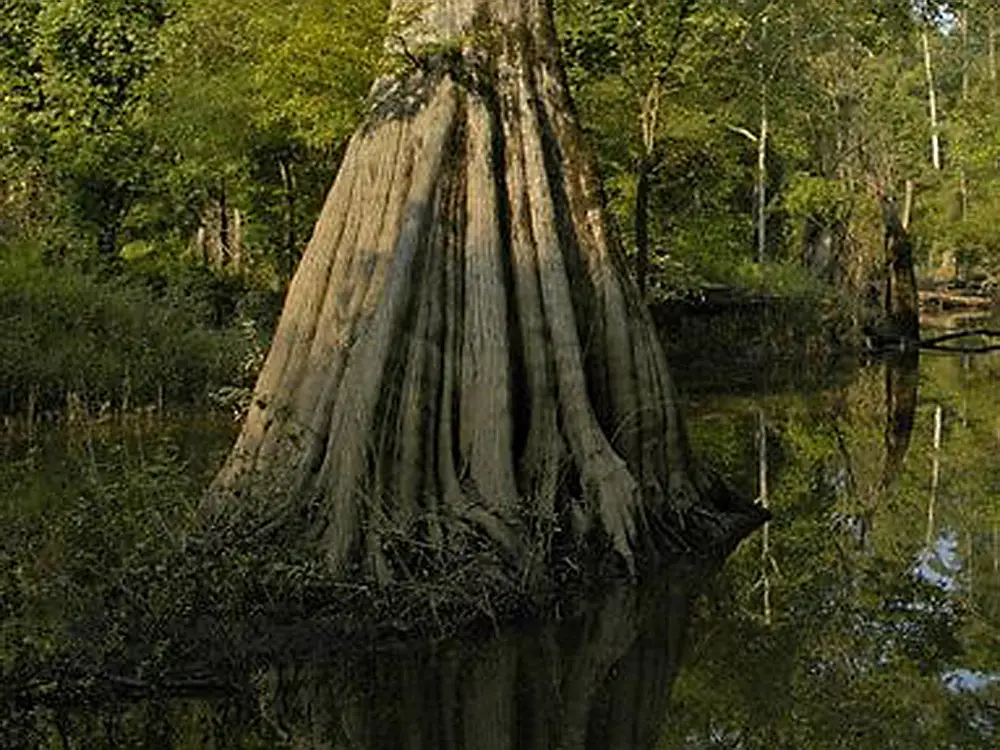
0, 246, 259, 416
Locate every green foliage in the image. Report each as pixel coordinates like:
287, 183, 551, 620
0, 245, 258, 414
783, 174, 854, 225
0, 0, 171, 260
136, 0, 388, 277
557, 0, 1000, 299
2, 0, 998, 310
0, 0, 387, 279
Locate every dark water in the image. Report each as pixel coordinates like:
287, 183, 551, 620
3, 348, 999, 748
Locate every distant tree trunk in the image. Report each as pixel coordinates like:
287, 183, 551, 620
635, 80, 661, 301
902, 178, 914, 230
278, 157, 298, 278
960, 14, 969, 224
961, 8, 970, 102
756, 98, 767, 263
990, 8, 998, 91
882, 196, 919, 343
756, 14, 768, 264
218, 178, 229, 259
194, 200, 241, 269
232, 208, 243, 269
921, 30, 942, 171
802, 216, 845, 283
635, 156, 652, 300
205, 0, 760, 578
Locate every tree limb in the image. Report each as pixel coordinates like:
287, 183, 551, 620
727, 124, 759, 143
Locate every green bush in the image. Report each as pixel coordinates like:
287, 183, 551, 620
0, 246, 260, 415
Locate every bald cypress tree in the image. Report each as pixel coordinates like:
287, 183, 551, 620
206, 0, 760, 580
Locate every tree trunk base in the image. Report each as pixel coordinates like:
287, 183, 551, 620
204, 15, 766, 584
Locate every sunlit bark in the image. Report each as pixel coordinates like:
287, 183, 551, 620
205, 0, 759, 578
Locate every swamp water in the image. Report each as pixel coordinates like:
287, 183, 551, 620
2, 348, 999, 748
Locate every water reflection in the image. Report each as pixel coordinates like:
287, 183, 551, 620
258, 567, 707, 750
882, 352, 918, 490
667, 350, 1000, 748
12, 563, 715, 749
6, 350, 999, 748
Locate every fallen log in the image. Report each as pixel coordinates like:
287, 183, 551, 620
920, 329, 1000, 354
919, 290, 994, 310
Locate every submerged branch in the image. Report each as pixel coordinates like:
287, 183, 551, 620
920, 329, 1000, 354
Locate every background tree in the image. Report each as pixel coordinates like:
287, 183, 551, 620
0, 0, 170, 265
143, 0, 387, 279
557, 0, 754, 296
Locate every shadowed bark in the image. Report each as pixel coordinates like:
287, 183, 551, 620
205, 0, 761, 578
882, 196, 920, 343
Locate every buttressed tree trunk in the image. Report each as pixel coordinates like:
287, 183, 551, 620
206, 0, 753, 579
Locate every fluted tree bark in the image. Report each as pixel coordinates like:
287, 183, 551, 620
205, 0, 755, 579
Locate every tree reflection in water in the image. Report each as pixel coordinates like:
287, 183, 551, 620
11, 352, 997, 748
7, 560, 725, 748
664, 351, 1000, 749
258, 564, 711, 750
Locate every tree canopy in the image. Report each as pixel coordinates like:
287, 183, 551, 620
1, 0, 997, 293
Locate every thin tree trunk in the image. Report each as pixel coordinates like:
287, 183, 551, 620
921, 30, 942, 171
757, 99, 767, 264
960, 13, 969, 223
927, 405, 942, 547
635, 80, 661, 300
232, 208, 243, 269
205, 0, 763, 578
961, 8, 970, 103
219, 178, 229, 260
279, 158, 297, 278
902, 179, 914, 231
990, 11, 997, 89
635, 156, 651, 300
757, 15, 768, 264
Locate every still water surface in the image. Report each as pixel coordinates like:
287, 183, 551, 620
4, 348, 999, 748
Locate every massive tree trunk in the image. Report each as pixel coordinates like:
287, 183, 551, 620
205, 0, 758, 579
